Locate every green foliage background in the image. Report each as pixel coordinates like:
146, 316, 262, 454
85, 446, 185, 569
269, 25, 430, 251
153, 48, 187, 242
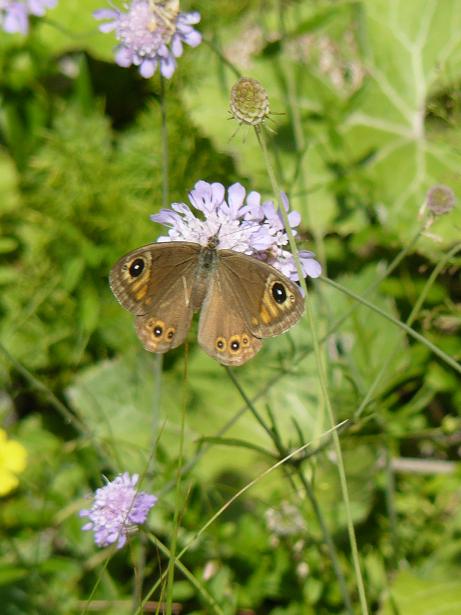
0, 1, 460, 613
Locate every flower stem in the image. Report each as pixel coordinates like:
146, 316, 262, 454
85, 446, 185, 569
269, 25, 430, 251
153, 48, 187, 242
148, 534, 225, 615
227, 368, 354, 614
255, 125, 369, 615
202, 37, 242, 79
321, 276, 461, 376
225, 366, 274, 440
165, 357, 188, 615
354, 241, 461, 420
140, 422, 348, 611
160, 75, 169, 209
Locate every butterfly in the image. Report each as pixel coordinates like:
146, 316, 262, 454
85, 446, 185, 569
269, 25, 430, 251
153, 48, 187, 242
109, 235, 304, 366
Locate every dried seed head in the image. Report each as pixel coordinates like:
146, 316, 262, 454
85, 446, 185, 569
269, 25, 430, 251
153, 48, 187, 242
426, 184, 456, 216
230, 77, 270, 126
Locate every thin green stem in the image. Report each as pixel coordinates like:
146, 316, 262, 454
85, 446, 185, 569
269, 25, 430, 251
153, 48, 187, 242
326, 226, 425, 336
165, 359, 188, 615
133, 539, 146, 611
227, 368, 354, 613
383, 444, 399, 569
179, 424, 347, 564
255, 127, 306, 285
151, 354, 163, 448
141, 421, 348, 608
81, 559, 111, 615
225, 367, 274, 440
297, 471, 354, 613
160, 76, 169, 209
321, 276, 461, 377
0, 342, 79, 430
305, 300, 370, 615
0, 341, 122, 467
255, 126, 369, 614
147, 535, 225, 615
276, 1, 327, 268
350, 243, 461, 569
407, 242, 461, 325
202, 37, 242, 78
354, 242, 461, 420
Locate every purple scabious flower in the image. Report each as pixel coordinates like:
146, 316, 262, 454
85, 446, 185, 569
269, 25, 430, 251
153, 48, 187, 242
80, 473, 157, 549
151, 181, 322, 282
0, 0, 57, 34
94, 0, 202, 79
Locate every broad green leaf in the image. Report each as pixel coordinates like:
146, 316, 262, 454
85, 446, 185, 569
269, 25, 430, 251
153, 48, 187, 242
36, 0, 115, 59
379, 570, 461, 615
343, 0, 461, 251
66, 326, 324, 482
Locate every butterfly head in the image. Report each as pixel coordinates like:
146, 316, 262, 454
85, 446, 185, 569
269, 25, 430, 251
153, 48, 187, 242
206, 228, 222, 251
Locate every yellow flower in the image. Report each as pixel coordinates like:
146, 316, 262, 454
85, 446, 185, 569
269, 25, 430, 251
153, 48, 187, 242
0, 429, 27, 496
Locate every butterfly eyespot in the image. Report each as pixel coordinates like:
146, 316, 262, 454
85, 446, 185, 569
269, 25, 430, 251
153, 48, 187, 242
129, 258, 145, 278
229, 337, 241, 353
241, 335, 250, 347
271, 282, 287, 304
153, 322, 164, 337
215, 337, 226, 351
166, 327, 175, 340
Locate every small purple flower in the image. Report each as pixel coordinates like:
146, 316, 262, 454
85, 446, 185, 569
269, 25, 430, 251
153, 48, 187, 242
151, 180, 322, 282
80, 473, 157, 549
94, 0, 202, 79
0, 0, 56, 34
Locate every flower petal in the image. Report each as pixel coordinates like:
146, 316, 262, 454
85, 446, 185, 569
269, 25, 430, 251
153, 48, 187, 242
140, 58, 157, 78
227, 183, 246, 216
115, 46, 133, 68
171, 35, 183, 57
160, 55, 176, 79
183, 30, 202, 47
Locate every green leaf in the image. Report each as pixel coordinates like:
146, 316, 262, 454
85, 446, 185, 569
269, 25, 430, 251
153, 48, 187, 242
379, 570, 461, 615
343, 0, 461, 252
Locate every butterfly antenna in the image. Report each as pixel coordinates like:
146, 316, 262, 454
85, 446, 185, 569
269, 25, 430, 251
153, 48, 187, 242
217, 220, 266, 244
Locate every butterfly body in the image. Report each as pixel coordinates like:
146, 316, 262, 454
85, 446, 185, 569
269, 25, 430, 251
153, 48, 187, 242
110, 238, 304, 366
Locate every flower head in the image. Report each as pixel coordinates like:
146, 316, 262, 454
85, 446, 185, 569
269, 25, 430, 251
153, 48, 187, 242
0, 0, 57, 34
426, 184, 456, 216
151, 180, 321, 281
94, 0, 202, 79
0, 429, 27, 496
80, 473, 157, 549
230, 77, 270, 126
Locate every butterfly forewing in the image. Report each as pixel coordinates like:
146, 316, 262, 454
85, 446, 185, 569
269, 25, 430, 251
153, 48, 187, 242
218, 250, 304, 338
110, 242, 201, 353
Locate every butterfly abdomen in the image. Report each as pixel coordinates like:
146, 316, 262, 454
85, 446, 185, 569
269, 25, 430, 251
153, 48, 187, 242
189, 245, 220, 310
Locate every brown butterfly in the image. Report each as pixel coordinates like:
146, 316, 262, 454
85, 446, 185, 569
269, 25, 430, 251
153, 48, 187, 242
109, 235, 304, 366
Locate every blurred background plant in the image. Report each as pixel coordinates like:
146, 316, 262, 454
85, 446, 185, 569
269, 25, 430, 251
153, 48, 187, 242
0, 1, 461, 614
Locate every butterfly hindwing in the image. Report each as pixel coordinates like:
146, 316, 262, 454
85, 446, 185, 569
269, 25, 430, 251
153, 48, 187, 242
198, 272, 263, 366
